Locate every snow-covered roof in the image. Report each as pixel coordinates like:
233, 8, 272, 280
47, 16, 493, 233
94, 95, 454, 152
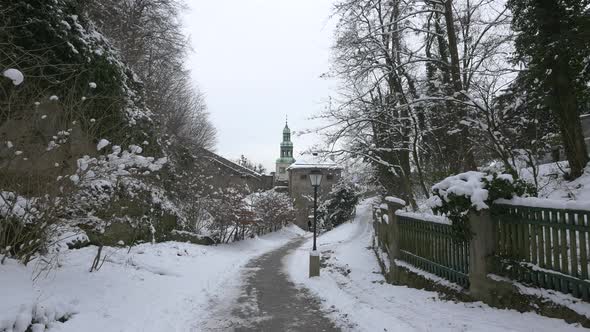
197, 148, 262, 178
287, 153, 343, 171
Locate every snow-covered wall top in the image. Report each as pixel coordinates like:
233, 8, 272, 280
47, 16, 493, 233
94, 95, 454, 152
495, 197, 590, 212
385, 196, 406, 206
395, 211, 452, 225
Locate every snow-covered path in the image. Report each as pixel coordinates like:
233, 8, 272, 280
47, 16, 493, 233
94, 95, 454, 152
202, 237, 339, 331
1, 226, 306, 332
285, 199, 587, 331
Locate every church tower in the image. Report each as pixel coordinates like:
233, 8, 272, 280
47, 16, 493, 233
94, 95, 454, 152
275, 120, 295, 183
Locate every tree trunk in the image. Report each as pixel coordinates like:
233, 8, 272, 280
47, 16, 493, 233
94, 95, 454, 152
443, 0, 462, 93
442, 0, 478, 172
552, 62, 589, 178
540, 0, 590, 178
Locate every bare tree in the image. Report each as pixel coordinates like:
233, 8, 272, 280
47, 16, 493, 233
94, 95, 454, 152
86, 0, 217, 151
321, 0, 524, 207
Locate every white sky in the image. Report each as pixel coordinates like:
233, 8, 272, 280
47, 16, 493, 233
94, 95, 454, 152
183, 0, 337, 173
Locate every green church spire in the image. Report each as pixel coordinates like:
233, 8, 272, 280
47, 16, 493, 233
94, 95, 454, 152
277, 117, 295, 163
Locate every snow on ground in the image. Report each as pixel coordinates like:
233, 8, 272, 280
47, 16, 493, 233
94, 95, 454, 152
0, 225, 305, 332
521, 162, 590, 202
284, 199, 586, 331
488, 274, 590, 318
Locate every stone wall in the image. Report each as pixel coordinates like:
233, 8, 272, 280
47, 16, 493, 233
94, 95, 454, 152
0, 103, 96, 195
288, 168, 341, 228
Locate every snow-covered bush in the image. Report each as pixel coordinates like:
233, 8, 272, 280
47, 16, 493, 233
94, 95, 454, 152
195, 189, 296, 244
318, 179, 360, 229
250, 190, 295, 231
429, 171, 536, 240
60, 145, 178, 244
203, 187, 247, 244
0, 192, 46, 264
178, 196, 213, 235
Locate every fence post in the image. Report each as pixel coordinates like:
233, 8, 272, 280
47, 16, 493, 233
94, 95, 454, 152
385, 201, 404, 261
379, 204, 389, 252
468, 210, 498, 299
373, 206, 381, 246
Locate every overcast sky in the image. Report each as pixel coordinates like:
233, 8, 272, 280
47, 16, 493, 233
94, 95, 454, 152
183, 0, 337, 173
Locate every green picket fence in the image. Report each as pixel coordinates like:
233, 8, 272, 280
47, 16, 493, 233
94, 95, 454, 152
398, 214, 470, 288
494, 204, 590, 300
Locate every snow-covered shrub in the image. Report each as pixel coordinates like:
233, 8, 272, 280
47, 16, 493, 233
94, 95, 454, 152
0, 166, 77, 264
429, 171, 536, 240
195, 189, 296, 244
178, 196, 213, 235
203, 187, 247, 244
250, 190, 295, 231
61, 145, 181, 246
0, 192, 45, 264
318, 179, 360, 229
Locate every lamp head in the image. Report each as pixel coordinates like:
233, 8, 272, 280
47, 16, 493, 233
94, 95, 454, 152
309, 169, 323, 187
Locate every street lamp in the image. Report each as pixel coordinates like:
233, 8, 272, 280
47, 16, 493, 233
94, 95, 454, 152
309, 169, 322, 277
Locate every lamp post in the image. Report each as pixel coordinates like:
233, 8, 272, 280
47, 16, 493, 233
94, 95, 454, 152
308, 169, 322, 277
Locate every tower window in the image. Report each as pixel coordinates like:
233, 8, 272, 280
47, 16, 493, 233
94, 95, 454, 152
279, 167, 286, 174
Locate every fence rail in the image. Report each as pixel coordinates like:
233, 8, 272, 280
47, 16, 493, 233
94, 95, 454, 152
493, 204, 590, 300
397, 215, 470, 288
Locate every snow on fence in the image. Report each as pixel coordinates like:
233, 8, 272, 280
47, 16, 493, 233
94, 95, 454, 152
493, 203, 590, 300
397, 213, 470, 288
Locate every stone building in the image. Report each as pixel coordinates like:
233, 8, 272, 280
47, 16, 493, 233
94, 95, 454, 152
274, 121, 296, 185
269, 121, 343, 228
287, 154, 343, 229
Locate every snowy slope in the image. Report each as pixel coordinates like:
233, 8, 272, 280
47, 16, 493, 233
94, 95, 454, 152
0, 225, 305, 332
522, 162, 590, 202
284, 199, 586, 331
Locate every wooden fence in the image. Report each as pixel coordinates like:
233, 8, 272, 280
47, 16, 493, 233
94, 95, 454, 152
375, 199, 590, 302
397, 214, 469, 287
493, 204, 590, 300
